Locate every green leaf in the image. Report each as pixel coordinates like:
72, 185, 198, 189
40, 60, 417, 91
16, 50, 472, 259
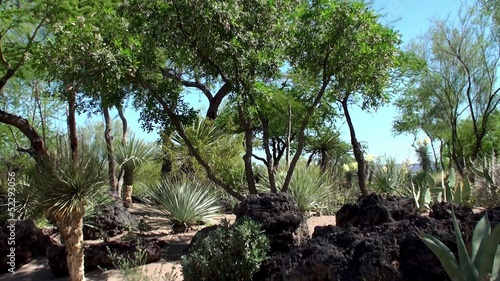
472, 212, 492, 263
451, 208, 479, 281
474, 222, 500, 278
492, 247, 500, 281
425, 172, 435, 189
420, 233, 465, 281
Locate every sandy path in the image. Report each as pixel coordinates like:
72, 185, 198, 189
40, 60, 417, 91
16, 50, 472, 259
0, 203, 336, 281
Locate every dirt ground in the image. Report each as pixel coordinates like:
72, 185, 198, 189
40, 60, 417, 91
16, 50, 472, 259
0, 203, 336, 281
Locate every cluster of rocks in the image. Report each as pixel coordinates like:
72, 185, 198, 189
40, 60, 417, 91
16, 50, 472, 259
83, 199, 138, 240
0, 220, 56, 273
219, 192, 498, 281
0, 198, 154, 277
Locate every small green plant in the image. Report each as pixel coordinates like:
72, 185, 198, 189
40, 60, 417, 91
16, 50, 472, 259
470, 155, 499, 207
411, 180, 431, 213
420, 208, 500, 281
106, 245, 148, 281
182, 218, 270, 281
146, 176, 222, 232
441, 168, 475, 207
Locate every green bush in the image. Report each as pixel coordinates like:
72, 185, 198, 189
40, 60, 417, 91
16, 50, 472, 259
182, 219, 270, 281
146, 176, 222, 232
258, 163, 334, 213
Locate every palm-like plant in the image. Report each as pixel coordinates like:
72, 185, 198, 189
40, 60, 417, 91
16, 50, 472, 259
29, 150, 108, 281
258, 163, 334, 213
146, 176, 222, 233
114, 135, 156, 208
305, 129, 350, 171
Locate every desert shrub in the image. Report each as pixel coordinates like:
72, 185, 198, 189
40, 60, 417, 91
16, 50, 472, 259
182, 219, 270, 281
470, 155, 500, 207
146, 176, 222, 232
370, 157, 410, 196
258, 163, 334, 213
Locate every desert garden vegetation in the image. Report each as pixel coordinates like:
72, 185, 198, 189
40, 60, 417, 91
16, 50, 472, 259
0, 0, 499, 280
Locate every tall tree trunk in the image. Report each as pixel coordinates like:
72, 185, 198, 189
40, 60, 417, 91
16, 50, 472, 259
260, 116, 277, 193
286, 103, 291, 166
58, 216, 85, 281
341, 97, 369, 197
103, 106, 117, 191
237, 103, 258, 194
67, 89, 78, 162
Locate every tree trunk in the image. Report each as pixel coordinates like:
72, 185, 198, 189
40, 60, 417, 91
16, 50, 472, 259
103, 106, 117, 191
58, 216, 85, 281
67, 89, 78, 162
0, 109, 50, 162
123, 170, 133, 208
341, 97, 369, 197
260, 116, 277, 193
286, 103, 291, 166
116, 104, 128, 146
237, 103, 258, 194
123, 185, 133, 208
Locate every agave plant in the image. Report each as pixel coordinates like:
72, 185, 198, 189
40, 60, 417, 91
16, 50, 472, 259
114, 135, 156, 208
258, 163, 333, 213
30, 149, 108, 281
420, 208, 500, 281
146, 177, 222, 232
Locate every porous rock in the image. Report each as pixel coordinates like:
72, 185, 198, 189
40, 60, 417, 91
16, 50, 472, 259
255, 197, 488, 281
235, 192, 309, 252
83, 199, 138, 240
0, 220, 57, 273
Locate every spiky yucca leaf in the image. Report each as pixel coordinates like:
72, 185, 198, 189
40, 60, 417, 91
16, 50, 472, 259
114, 135, 156, 174
146, 177, 222, 229
30, 152, 108, 221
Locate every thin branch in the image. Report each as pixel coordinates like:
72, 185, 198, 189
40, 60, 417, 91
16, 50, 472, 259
160, 67, 213, 99
252, 154, 268, 165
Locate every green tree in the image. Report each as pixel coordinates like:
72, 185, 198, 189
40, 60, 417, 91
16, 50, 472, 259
0, 0, 96, 161
394, 1, 500, 175
288, 0, 402, 196
35, 0, 403, 200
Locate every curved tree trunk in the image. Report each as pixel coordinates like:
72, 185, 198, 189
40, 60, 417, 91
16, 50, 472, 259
58, 216, 85, 281
103, 106, 117, 191
341, 97, 369, 197
116, 104, 128, 146
0, 109, 50, 162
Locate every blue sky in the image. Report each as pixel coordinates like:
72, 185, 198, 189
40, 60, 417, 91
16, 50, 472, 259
78, 0, 466, 163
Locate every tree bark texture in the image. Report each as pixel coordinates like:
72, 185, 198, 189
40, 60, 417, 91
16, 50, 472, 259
341, 97, 369, 197
58, 216, 85, 281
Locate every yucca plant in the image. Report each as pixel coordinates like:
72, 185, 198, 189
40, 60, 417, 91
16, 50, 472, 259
146, 177, 222, 232
114, 135, 156, 208
258, 163, 333, 213
420, 207, 500, 281
29, 150, 108, 281
371, 158, 409, 196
